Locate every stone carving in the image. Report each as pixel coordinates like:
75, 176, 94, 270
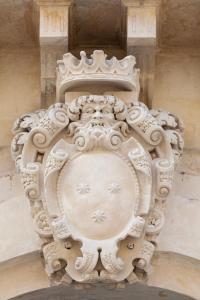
34, 210, 52, 238
76, 183, 91, 195
91, 210, 107, 223
56, 50, 140, 100
151, 109, 184, 162
12, 51, 183, 286
107, 183, 121, 194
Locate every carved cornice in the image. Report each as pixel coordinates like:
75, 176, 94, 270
35, 0, 72, 6
122, 0, 159, 7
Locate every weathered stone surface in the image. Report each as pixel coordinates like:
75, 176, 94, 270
158, 150, 200, 260
0, 1, 200, 299
153, 49, 200, 149
0, 49, 40, 147
0, 0, 37, 48
6, 280, 197, 300
123, 0, 157, 47
159, 0, 200, 48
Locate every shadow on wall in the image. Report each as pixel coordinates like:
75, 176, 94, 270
9, 282, 196, 300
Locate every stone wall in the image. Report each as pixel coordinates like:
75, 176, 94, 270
153, 49, 200, 149
0, 48, 40, 149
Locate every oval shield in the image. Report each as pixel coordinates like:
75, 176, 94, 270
57, 150, 139, 240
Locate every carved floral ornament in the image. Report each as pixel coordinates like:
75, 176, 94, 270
11, 51, 184, 286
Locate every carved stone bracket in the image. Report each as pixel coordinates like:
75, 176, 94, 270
34, 0, 72, 107
122, 0, 160, 106
122, 0, 157, 47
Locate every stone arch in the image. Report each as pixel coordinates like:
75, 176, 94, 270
9, 283, 196, 300
0, 252, 199, 300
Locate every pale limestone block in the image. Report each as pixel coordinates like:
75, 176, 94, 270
0, 195, 40, 263
41, 46, 66, 107
0, 254, 198, 300
122, 0, 157, 47
157, 151, 200, 260
0, 253, 49, 300
40, 5, 69, 46
36, 0, 71, 46
122, 0, 158, 106
149, 252, 200, 300
127, 6, 156, 46
35, 0, 71, 106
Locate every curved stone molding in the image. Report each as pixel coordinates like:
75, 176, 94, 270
11, 51, 184, 286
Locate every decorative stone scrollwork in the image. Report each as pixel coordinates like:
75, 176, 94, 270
12, 51, 184, 286
51, 215, 71, 240
128, 217, 145, 238
34, 210, 52, 238
151, 108, 184, 162
154, 158, 174, 200
21, 163, 40, 200
146, 209, 165, 236
127, 102, 164, 146
136, 241, 155, 272
30, 103, 69, 151
11, 110, 46, 161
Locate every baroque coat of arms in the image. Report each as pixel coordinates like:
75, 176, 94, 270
11, 50, 184, 285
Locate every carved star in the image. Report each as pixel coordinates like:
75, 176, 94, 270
76, 183, 90, 194
107, 182, 121, 194
91, 210, 106, 223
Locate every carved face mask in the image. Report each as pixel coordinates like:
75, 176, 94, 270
80, 103, 115, 125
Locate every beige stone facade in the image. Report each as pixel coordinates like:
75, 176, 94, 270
0, 0, 200, 299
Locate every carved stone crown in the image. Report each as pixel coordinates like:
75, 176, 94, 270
56, 50, 140, 100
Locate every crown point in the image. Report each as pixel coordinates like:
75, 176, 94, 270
80, 51, 86, 58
